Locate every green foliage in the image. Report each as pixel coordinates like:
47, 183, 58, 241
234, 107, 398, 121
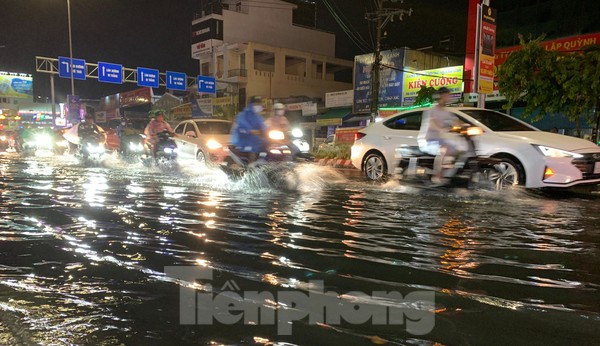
414, 86, 436, 106
314, 143, 352, 160
498, 34, 600, 129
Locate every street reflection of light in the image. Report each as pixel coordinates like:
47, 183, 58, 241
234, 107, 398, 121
83, 173, 108, 207
25, 161, 54, 176
203, 212, 216, 217
195, 259, 210, 267
163, 185, 186, 200
198, 191, 222, 207
262, 273, 280, 286
126, 182, 145, 195
253, 336, 270, 344
205, 220, 216, 228
437, 218, 480, 276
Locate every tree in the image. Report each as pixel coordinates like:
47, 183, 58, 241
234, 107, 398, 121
498, 35, 600, 143
414, 86, 436, 106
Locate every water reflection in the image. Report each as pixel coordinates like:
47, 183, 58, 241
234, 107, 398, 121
0, 154, 598, 344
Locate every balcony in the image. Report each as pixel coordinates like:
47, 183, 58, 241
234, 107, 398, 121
221, 69, 248, 83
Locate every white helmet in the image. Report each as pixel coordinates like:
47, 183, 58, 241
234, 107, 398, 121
273, 103, 286, 111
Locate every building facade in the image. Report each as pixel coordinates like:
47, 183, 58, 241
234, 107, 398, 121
190, 0, 353, 116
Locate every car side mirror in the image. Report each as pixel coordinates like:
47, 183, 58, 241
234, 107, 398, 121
185, 131, 197, 138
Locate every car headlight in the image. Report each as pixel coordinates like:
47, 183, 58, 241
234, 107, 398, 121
291, 128, 303, 138
206, 139, 222, 150
534, 145, 583, 158
268, 130, 285, 140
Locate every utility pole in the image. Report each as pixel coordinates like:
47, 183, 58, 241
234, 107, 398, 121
366, 0, 412, 123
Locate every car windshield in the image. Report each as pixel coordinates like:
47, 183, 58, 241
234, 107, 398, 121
461, 109, 537, 132
194, 121, 231, 135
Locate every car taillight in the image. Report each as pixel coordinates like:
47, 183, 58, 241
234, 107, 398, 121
355, 132, 366, 141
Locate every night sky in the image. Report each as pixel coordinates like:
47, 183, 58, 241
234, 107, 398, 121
0, 0, 468, 101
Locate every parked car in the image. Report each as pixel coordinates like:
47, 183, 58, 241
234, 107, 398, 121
351, 107, 600, 189
172, 118, 232, 164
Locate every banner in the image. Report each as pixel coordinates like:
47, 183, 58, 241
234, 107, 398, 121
402, 66, 463, 102
326, 90, 353, 108
0, 72, 33, 98
192, 98, 213, 118
119, 87, 153, 108
67, 95, 81, 124
353, 49, 405, 113
478, 5, 497, 94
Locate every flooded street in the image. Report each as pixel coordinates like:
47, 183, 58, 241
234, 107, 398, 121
0, 152, 599, 345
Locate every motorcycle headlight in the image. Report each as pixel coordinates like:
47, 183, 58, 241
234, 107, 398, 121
268, 130, 285, 140
0, 136, 6, 141
129, 142, 143, 151
291, 128, 303, 138
206, 139, 222, 150
35, 134, 52, 147
534, 145, 583, 158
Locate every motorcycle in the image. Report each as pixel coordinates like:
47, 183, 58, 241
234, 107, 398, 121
394, 124, 509, 190
119, 133, 147, 162
78, 132, 107, 164
289, 128, 314, 162
221, 129, 299, 189
151, 130, 178, 164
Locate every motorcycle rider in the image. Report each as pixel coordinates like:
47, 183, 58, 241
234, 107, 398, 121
144, 111, 175, 156
265, 102, 290, 133
230, 96, 267, 163
265, 102, 303, 157
78, 113, 106, 142
417, 87, 463, 185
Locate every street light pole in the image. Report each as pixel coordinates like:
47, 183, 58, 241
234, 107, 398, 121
367, 0, 412, 123
67, 0, 75, 96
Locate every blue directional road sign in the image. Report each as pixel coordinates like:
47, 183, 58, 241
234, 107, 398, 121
137, 67, 159, 88
98, 61, 123, 84
166, 71, 187, 91
197, 75, 216, 94
58, 56, 86, 80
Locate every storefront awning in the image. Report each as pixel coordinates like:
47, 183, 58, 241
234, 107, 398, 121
344, 114, 371, 123
316, 107, 352, 126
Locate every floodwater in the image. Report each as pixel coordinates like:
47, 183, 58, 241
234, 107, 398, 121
0, 152, 598, 345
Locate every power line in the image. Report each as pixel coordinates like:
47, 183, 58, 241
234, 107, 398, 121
321, 0, 371, 52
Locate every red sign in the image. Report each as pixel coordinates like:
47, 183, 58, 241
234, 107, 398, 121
495, 32, 600, 67
335, 126, 363, 143
120, 87, 153, 108
478, 5, 497, 94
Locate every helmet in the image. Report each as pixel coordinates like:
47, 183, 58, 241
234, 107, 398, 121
273, 103, 285, 111
248, 95, 262, 104
437, 87, 450, 95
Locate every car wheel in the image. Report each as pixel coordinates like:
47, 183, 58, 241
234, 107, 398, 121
493, 158, 522, 188
364, 153, 387, 181
196, 150, 206, 164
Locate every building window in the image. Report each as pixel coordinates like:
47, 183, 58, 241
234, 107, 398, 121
13, 99, 18, 105
236, 1, 242, 12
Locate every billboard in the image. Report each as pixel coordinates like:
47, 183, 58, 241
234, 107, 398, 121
478, 5, 497, 94
353, 49, 405, 114
402, 66, 464, 104
0, 72, 33, 98
191, 18, 224, 58
120, 87, 153, 108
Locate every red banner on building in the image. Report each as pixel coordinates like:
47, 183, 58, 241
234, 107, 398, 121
119, 87, 153, 108
478, 5, 497, 94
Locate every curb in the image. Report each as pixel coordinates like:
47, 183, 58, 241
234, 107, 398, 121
316, 158, 356, 169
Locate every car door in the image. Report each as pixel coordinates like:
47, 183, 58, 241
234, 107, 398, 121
378, 111, 423, 164
173, 122, 187, 157
182, 122, 200, 158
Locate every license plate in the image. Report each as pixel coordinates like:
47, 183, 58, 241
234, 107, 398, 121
595, 162, 600, 174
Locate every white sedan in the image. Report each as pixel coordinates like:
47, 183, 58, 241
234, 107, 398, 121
351, 107, 600, 189
173, 119, 232, 164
